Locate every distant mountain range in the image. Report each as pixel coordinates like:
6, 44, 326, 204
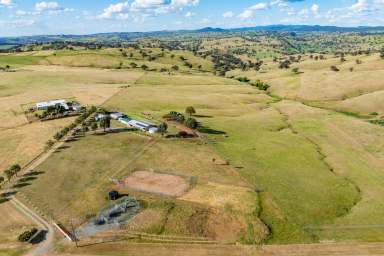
1, 25, 384, 45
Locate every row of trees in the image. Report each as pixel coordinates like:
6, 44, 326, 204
235, 77, 270, 91
2, 164, 21, 183
46, 106, 97, 149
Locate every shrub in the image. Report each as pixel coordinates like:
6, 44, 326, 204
18, 228, 38, 242
251, 80, 270, 91
165, 111, 185, 123
158, 122, 168, 134
292, 67, 300, 74
330, 66, 340, 72
185, 117, 198, 129
236, 77, 250, 83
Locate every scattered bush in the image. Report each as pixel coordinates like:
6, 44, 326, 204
251, 80, 270, 91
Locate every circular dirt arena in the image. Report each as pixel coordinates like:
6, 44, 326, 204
121, 171, 189, 197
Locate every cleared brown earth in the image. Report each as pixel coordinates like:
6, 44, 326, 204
121, 171, 189, 197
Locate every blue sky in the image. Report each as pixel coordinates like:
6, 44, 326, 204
0, 0, 384, 36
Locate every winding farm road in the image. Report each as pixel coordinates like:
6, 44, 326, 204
4, 139, 69, 256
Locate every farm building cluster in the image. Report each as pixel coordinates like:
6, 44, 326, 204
35, 99, 82, 112
28, 99, 84, 121
96, 112, 159, 134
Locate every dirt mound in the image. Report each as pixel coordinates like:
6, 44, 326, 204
121, 171, 189, 197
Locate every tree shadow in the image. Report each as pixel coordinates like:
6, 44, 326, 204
18, 177, 37, 183
193, 114, 213, 118
197, 125, 226, 135
0, 198, 10, 204
57, 145, 71, 150
30, 230, 48, 244
65, 137, 79, 143
24, 171, 44, 177
13, 182, 31, 189
1, 191, 17, 197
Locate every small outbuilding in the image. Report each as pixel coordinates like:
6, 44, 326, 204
110, 112, 125, 120
108, 190, 119, 201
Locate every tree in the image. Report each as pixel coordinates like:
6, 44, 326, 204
100, 116, 111, 132
330, 66, 340, 72
171, 65, 179, 71
53, 132, 63, 141
380, 48, 384, 59
91, 122, 98, 132
185, 117, 198, 129
185, 106, 196, 117
157, 122, 168, 135
130, 62, 138, 68
0, 176, 4, 184
10, 164, 21, 177
292, 67, 300, 74
45, 140, 55, 150
5, 169, 14, 182
141, 64, 149, 71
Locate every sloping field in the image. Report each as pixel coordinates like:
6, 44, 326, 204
275, 100, 384, 241
228, 54, 384, 116
18, 130, 265, 242
10, 62, 384, 246
103, 72, 364, 243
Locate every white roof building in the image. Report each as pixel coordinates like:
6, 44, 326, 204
110, 112, 124, 120
36, 99, 69, 110
127, 120, 156, 131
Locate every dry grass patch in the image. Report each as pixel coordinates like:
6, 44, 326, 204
180, 182, 257, 215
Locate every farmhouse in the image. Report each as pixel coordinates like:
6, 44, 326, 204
36, 99, 69, 110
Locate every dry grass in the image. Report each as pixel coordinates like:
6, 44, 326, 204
180, 182, 257, 215
0, 201, 35, 253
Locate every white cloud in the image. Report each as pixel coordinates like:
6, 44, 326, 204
200, 17, 210, 24
99, 2, 129, 19
0, 19, 35, 27
238, 9, 254, 20
185, 11, 195, 17
0, 0, 11, 6
222, 11, 234, 18
98, 0, 199, 20
249, 3, 268, 11
35, 1, 61, 11
311, 4, 319, 14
